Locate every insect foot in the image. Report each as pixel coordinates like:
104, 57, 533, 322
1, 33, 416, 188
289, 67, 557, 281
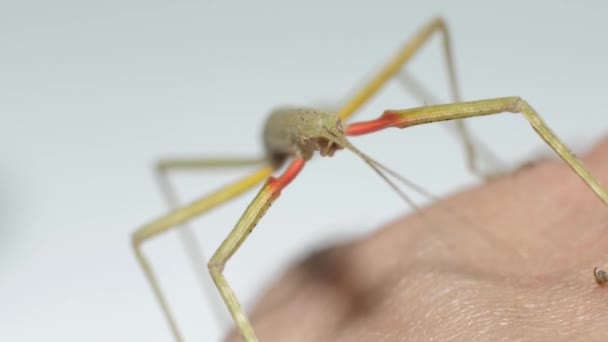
593, 267, 608, 285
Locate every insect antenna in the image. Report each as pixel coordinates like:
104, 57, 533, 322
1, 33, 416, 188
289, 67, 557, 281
339, 139, 422, 211
337, 138, 521, 261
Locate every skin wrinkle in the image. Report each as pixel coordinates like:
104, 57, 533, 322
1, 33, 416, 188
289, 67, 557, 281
227, 139, 608, 341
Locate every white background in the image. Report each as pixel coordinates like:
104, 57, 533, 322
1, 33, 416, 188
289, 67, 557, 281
2, 1, 607, 341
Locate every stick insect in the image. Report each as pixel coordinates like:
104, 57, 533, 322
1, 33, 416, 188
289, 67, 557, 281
131, 17, 608, 341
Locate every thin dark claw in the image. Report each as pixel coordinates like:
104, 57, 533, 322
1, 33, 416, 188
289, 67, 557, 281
594, 267, 608, 285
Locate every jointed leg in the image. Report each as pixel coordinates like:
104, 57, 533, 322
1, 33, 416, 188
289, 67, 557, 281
346, 97, 608, 206
132, 165, 273, 342
396, 71, 441, 105
336, 17, 498, 176
208, 158, 305, 342
154, 157, 267, 329
156, 158, 267, 254
396, 72, 506, 176
337, 17, 451, 121
392, 21, 487, 175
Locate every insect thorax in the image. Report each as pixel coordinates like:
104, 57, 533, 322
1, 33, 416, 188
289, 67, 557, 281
262, 107, 346, 166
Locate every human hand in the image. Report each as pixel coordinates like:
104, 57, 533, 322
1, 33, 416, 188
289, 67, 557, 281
234, 139, 608, 341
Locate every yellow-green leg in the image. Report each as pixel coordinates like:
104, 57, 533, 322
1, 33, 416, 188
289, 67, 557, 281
396, 71, 506, 177
346, 97, 608, 206
132, 164, 274, 342
154, 157, 267, 320
338, 17, 449, 121
207, 158, 305, 342
337, 16, 498, 177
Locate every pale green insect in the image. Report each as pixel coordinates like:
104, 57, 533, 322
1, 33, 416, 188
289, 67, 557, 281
131, 17, 608, 342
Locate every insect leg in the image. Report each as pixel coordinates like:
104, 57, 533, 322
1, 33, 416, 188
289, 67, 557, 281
208, 158, 305, 342
336, 16, 501, 176
337, 17, 447, 121
396, 71, 506, 177
346, 97, 608, 206
154, 157, 266, 322
132, 165, 274, 341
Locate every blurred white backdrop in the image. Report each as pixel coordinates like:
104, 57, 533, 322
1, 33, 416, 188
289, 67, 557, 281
1, 1, 607, 341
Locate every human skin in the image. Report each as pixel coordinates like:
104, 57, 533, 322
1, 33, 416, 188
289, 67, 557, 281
229, 139, 608, 341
